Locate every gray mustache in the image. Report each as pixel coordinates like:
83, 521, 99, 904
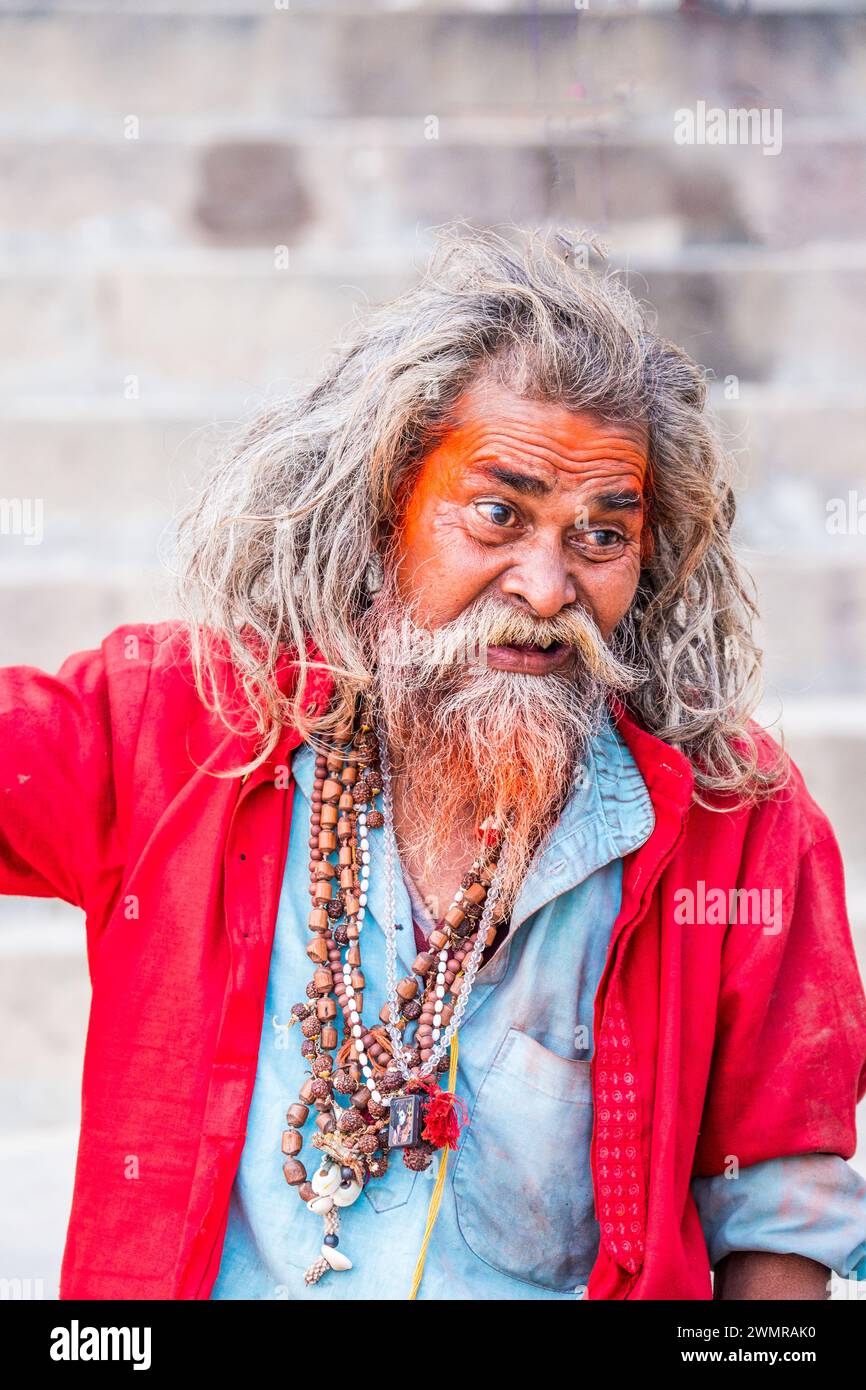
463, 606, 606, 651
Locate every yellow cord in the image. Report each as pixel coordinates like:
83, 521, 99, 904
407, 1033, 460, 1300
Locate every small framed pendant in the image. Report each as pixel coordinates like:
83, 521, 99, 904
387, 1092, 424, 1149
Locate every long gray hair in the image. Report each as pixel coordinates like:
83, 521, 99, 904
174, 222, 786, 805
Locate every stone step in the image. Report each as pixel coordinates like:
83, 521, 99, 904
715, 387, 866, 497
748, 557, 866, 695
1, 255, 865, 396
1, 377, 863, 418
3, 132, 866, 258
1, 10, 864, 126
8, 0, 866, 14
0, 418, 201, 525
11, 0, 863, 16
0, 951, 90, 1137
0, 575, 173, 670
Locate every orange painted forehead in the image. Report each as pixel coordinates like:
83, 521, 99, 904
396, 379, 649, 532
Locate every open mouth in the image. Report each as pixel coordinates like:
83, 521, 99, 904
484, 639, 572, 674
505, 639, 563, 653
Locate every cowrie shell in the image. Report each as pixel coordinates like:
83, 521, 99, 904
311, 1165, 341, 1197
321, 1244, 352, 1271
306, 1194, 334, 1215
332, 1178, 363, 1208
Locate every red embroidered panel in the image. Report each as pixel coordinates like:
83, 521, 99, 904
594, 974, 646, 1273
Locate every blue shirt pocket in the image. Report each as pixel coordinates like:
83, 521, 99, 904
452, 1026, 599, 1292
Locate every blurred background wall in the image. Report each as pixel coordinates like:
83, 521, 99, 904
0, 0, 864, 1298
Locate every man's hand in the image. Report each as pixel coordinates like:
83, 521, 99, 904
714, 1251, 829, 1300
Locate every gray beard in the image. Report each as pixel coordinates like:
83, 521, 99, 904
371, 663, 608, 918
363, 581, 642, 916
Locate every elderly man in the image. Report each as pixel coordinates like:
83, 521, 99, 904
2, 226, 865, 1301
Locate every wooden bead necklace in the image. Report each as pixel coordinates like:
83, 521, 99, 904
280, 695, 508, 1285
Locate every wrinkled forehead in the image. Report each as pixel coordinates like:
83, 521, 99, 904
412, 378, 650, 496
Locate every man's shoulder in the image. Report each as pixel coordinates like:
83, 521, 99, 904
99, 619, 233, 691
95, 619, 313, 758
96, 619, 246, 746
98, 619, 198, 699
89, 619, 280, 786
704, 716, 838, 859
100, 618, 189, 665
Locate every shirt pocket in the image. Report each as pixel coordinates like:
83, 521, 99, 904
452, 1025, 598, 1293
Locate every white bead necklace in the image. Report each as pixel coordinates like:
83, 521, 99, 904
372, 703, 511, 1084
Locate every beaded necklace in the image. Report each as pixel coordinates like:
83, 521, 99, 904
280, 696, 508, 1285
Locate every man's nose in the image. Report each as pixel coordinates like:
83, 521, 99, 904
498, 541, 577, 619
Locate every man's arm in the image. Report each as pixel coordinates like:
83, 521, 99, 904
714, 1251, 828, 1300
689, 811, 866, 1301
0, 632, 143, 911
693, 1151, 866, 1300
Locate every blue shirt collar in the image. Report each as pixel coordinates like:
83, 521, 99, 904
508, 706, 655, 931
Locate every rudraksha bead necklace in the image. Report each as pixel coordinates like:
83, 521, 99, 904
281, 695, 509, 1285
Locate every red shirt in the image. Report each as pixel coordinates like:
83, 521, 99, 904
1, 621, 864, 1300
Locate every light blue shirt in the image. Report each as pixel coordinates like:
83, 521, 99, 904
211, 713, 866, 1299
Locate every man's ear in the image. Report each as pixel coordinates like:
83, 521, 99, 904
365, 553, 384, 594
639, 522, 655, 565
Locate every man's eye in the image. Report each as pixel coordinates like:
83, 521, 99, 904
578, 528, 624, 549
475, 501, 518, 528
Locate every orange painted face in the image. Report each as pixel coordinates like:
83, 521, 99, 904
393, 378, 650, 668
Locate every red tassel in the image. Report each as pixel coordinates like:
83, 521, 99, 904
408, 1075, 469, 1151
476, 816, 500, 847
